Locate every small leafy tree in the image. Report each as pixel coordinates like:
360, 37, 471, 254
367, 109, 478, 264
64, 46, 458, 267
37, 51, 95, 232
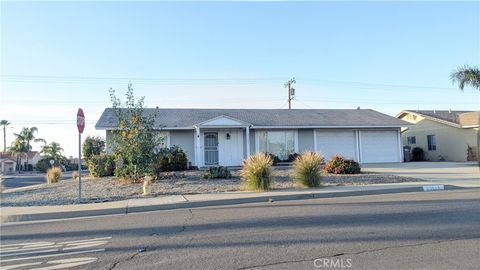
109, 84, 160, 182
82, 136, 106, 162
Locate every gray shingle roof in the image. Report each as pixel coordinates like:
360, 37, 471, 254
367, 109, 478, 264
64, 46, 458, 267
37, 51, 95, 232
95, 108, 409, 130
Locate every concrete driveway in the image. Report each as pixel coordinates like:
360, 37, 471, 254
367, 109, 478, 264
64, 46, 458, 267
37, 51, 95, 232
363, 162, 480, 187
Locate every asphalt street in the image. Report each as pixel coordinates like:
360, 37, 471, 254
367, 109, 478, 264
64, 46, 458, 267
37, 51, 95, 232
1, 189, 479, 270
1, 172, 73, 190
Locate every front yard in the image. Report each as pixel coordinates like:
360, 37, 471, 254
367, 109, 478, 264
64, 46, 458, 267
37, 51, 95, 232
0, 167, 422, 207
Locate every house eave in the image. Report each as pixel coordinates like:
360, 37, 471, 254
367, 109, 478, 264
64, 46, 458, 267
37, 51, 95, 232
98, 125, 409, 130
397, 110, 463, 129
461, 125, 479, 128
251, 125, 408, 129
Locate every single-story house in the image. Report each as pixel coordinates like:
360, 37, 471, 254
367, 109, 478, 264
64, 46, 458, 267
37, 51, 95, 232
0, 151, 41, 171
96, 108, 410, 167
25, 151, 41, 167
397, 110, 479, 162
0, 157, 17, 174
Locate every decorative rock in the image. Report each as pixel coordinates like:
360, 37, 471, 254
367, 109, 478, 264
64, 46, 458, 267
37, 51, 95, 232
0, 170, 422, 207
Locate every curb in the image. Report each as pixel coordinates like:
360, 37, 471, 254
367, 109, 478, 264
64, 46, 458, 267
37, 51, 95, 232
126, 185, 465, 213
1, 185, 468, 223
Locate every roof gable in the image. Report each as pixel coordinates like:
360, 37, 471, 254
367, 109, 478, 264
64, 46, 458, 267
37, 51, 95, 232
196, 115, 250, 127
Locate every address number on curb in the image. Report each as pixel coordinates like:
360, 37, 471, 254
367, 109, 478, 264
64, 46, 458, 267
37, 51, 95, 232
422, 185, 445, 191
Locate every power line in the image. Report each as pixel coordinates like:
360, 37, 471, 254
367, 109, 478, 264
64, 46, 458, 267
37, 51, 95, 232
294, 95, 479, 105
1, 74, 465, 91
294, 99, 314, 109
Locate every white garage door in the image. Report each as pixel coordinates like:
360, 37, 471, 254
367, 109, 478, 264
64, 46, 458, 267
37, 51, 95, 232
316, 130, 357, 160
360, 130, 399, 163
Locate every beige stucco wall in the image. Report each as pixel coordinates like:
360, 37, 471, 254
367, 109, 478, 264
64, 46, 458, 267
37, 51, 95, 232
400, 113, 478, 162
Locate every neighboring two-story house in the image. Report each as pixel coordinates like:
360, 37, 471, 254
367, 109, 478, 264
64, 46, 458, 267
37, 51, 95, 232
397, 110, 479, 162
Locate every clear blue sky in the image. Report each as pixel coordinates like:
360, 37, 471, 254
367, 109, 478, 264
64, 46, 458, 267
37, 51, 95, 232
1, 1, 479, 156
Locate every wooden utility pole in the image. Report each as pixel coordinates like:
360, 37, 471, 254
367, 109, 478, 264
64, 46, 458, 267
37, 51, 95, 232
284, 78, 296, 109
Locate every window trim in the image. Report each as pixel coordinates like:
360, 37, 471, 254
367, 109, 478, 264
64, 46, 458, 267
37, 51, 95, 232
427, 134, 436, 151
255, 130, 298, 156
156, 131, 170, 149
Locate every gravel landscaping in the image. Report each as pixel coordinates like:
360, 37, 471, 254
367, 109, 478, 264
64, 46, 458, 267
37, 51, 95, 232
0, 168, 423, 207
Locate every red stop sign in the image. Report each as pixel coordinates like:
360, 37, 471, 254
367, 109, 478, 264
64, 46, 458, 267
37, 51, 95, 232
77, 108, 85, 134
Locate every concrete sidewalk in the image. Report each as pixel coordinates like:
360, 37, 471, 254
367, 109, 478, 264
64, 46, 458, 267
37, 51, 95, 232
363, 162, 480, 187
1, 181, 471, 223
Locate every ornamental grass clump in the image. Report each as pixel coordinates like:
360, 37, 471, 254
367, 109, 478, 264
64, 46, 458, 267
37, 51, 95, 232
241, 153, 274, 191
46, 167, 62, 184
293, 151, 324, 188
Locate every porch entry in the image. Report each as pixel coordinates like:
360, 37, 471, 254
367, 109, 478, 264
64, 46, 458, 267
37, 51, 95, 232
201, 129, 244, 166
204, 132, 219, 165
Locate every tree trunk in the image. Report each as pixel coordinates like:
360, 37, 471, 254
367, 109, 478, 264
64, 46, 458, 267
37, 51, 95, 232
2, 125, 5, 153
17, 155, 21, 172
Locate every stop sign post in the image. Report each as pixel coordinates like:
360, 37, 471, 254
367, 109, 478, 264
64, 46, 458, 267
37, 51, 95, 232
77, 108, 85, 203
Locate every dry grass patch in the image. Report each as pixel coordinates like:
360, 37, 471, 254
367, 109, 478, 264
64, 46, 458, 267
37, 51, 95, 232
241, 153, 274, 191
46, 167, 62, 184
293, 152, 324, 188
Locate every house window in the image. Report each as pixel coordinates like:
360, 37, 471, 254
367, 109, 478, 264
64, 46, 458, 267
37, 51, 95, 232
259, 131, 295, 160
407, 136, 416, 144
427, 135, 436, 151
155, 131, 170, 150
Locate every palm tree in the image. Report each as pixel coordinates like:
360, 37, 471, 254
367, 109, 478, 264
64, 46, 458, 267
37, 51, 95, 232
450, 65, 480, 90
0, 120, 10, 153
41, 142, 65, 163
451, 65, 480, 164
14, 127, 43, 171
9, 139, 27, 172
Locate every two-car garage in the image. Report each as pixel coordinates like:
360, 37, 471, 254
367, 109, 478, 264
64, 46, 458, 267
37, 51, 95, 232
315, 129, 402, 163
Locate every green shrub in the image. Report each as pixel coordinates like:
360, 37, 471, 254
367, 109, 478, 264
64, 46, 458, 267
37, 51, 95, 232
153, 146, 188, 173
265, 153, 280, 165
324, 155, 361, 174
82, 136, 106, 162
202, 166, 231, 179
411, 147, 425, 161
293, 152, 324, 187
35, 158, 62, 173
36, 158, 51, 173
287, 153, 300, 162
241, 153, 274, 191
87, 154, 115, 177
46, 167, 62, 184
64, 160, 78, 171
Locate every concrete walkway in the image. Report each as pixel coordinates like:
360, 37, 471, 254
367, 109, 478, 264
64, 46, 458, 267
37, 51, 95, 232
363, 162, 479, 187
2, 181, 469, 223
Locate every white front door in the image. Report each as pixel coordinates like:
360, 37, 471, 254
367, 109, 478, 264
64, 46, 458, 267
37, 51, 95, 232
204, 132, 219, 165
